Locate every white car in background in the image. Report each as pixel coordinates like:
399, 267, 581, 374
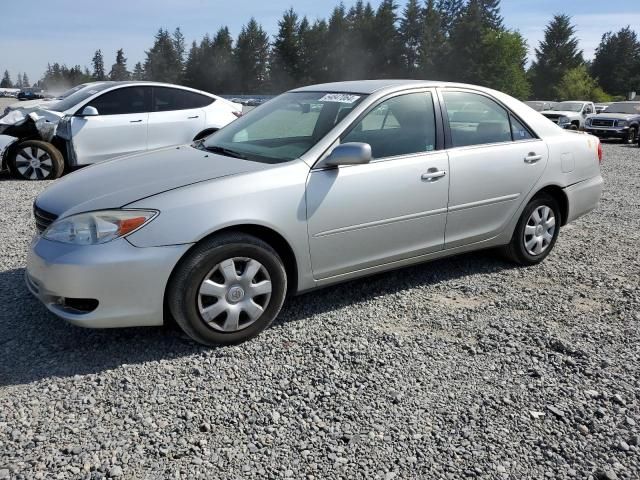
0, 82, 242, 180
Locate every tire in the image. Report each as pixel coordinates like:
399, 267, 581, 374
167, 232, 287, 346
503, 193, 561, 266
569, 123, 579, 131
9, 140, 64, 180
624, 127, 637, 145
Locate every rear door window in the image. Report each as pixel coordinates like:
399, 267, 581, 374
443, 91, 513, 147
153, 87, 213, 112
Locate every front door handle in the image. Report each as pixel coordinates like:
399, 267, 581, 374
188, 115, 200, 119
524, 153, 542, 163
130, 119, 143, 123
421, 170, 447, 181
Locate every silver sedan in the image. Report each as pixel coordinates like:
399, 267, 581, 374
27, 80, 604, 345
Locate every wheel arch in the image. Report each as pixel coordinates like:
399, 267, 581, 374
531, 184, 569, 226
193, 128, 219, 141
167, 223, 300, 298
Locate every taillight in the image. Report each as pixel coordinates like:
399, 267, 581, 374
232, 111, 243, 118
597, 141, 603, 164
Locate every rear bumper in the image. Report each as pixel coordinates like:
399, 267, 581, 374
26, 237, 191, 328
564, 175, 603, 224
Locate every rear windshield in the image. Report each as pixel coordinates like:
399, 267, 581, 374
49, 83, 115, 112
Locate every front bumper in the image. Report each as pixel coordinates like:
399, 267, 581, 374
584, 127, 628, 139
26, 237, 191, 328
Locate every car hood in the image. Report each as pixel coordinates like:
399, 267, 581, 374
36, 145, 271, 217
541, 110, 578, 117
589, 113, 637, 120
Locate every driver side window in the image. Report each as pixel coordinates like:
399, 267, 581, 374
341, 92, 436, 159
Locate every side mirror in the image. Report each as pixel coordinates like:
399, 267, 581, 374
80, 106, 99, 117
323, 142, 372, 167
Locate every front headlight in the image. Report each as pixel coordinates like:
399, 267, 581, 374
585, 118, 592, 126
558, 116, 570, 125
42, 210, 158, 245
616, 120, 628, 127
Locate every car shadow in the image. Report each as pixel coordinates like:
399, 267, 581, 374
0, 251, 516, 387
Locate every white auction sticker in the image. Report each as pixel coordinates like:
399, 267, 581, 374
318, 93, 361, 104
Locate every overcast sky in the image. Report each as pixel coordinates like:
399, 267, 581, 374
1, 0, 639, 83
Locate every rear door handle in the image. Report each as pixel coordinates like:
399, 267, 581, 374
130, 119, 143, 123
188, 115, 199, 119
421, 170, 447, 181
524, 153, 542, 163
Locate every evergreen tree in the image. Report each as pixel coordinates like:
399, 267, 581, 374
436, 0, 464, 36
373, 0, 403, 78
1, 70, 13, 88
345, 1, 376, 79
109, 48, 130, 81
400, 0, 424, 75
211, 27, 236, 93
271, 8, 302, 91
22, 72, 30, 88
132, 62, 145, 81
144, 28, 183, 83
448, 0, 486, 83
299, 19, 330, 85
419, 0, 447, 79
92, 49, 106, 81
591, 27, 640, 97
15, 73, 23, 89
326, 4, 349, 81
173, 27, 186, 65
529, 14, 584, 99
478, 0, 503, 29
235, 18, 270, 93
481, 30, 530, 98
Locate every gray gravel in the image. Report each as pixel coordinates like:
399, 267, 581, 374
1, 143, 639, 479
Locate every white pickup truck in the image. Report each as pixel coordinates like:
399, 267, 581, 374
541, 101, 596, 130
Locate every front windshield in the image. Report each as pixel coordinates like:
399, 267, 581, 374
604, 103, 640, 114
203, 91, 366, 163
49, 82, 114, 112
57, 83, 88, 99
551, 102, 584, 112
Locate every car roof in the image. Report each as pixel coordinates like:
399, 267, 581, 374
291, 79, 490, 95
104, 81, 218, 99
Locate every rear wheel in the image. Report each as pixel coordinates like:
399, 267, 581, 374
9, 140, 64, 180
167, 233, 287, 346
503, 193, 560, 265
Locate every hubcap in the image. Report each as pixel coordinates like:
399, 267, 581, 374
15, 146, 53, 180
524, 205, 556, 256
197, 257, 272, 332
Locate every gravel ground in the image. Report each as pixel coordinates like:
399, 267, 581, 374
0, 143, 638, 479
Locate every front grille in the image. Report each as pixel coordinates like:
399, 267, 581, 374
34, 205, 58, 233
591, 119, 615, 127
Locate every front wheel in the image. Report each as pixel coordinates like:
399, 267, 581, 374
624, 127, 637, 145
503, 194, 560, 265
9, 140, 64, 180
167, 233, 287, 346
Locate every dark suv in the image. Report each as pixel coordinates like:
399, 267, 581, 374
585, 101, 640, 144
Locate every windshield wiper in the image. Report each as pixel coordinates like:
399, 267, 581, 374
204, 145, 248, 159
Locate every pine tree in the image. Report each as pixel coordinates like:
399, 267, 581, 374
15, 73, 23, 89
22, 72, 30, 88
132, 62, 145, 81
436, 0, 464, 36
400, 0, 424, 75
529, 15, 584, 99
420, 0, 447, 79
478, 0, 503, 29
345, 1, 376, 79
144, 28, 183, 83
448, 0, 486, 83
591, 27, 640, 97
211, 27, 236, 93
271, 8, 302, 91
373, 0, 403, 78
92, 50, 106, 81
299, 19, 330, 85
109, 49, 131, 81
235, 18, 270, 93
326, 4, 349, 81
1, 70, 13, 88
